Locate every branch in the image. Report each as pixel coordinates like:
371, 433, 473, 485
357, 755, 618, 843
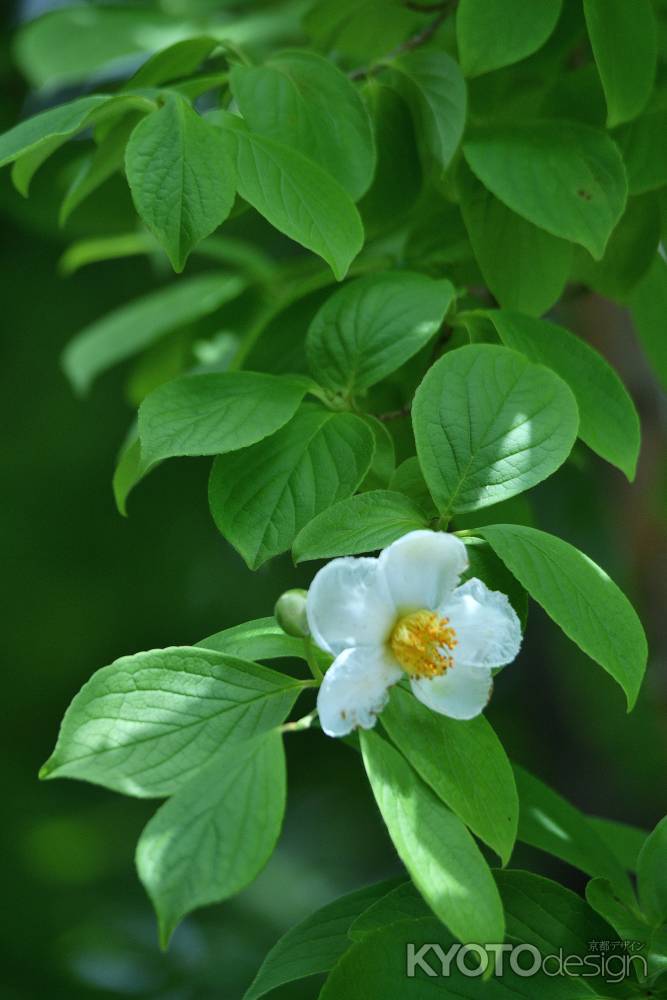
349, 3, 455, 80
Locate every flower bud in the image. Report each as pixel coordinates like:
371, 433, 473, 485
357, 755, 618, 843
274, 588, 310, 638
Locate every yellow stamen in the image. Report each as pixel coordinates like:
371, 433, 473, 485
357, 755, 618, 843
389, 610, 457, 679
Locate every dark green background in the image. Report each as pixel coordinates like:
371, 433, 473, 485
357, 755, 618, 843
1, 3, 665, 997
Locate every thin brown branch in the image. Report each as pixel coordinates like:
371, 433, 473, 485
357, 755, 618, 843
376, 404, 412, 422
348, 2, 456, 80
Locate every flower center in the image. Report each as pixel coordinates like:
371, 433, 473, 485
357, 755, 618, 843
389, 610, 457, 679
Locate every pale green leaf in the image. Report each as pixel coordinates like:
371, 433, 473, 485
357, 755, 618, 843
137, 731, 285, 946
381, 686, 518, 865
231, 49, 374, 200
209, 407, 375, 568
125, 36, 217, 89
0, 95, 111, 169
112, 424, 157, 517
197, 617, 309, 662
360, 730, 505, 944
215, 113, 363, 280
387, 51, 467, 172
412, 344, 579, 515
583, 0, 657, 127
126, 96, 236, 271
63, 273, 245, 394
478, 525, 648, 709
40, 647, 307, 797
457, 0, 562, 77
488, 310, 640, 480
293, 491, 427, 562
59, 233, 158, 276
138, 372, 312, 465
306, 271, 454, 395
464, 122, 627, 259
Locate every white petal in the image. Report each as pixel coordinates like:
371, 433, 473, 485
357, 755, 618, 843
410, 660, 492, 720
317, 647, 402, 737
440, 578, 522, 670
306, 556, 394, 656
378, 530, 469, 613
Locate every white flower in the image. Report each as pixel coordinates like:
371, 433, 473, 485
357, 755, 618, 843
307, 530, 522, 737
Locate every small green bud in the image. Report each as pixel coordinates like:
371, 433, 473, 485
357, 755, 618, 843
274, 588, 310, 638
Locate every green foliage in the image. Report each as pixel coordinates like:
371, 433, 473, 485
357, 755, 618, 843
7, 0, 661, 981
412, 344, 579, 515
478, 525, 648, 708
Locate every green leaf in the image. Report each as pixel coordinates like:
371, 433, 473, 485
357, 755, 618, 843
459, 165, 571, 317
360, 730, 505, 944
412, 344, 579, 515
629, 255, 667, 393
614, 109, 667, 195
463, 539, 529, 628
231, 49, 374, 200
587, 816, 648, 873
40, 647, 307, 797
126, 96, 236, 271
464, 122, 627, 259
137, 730, 285, 947
304, 0, 419, 63
348, 882, 429, 941
243, 879, 400, 1000
456, 0, 562, 78
574, 191, 660, 300
359, 415, 395, 490
306, 271, 454, 396
381, 686, 518, 865
196, 617, 309, 662
215, 114, 363, 280
63, 273, 245, 394
586, 878, 650, 944
293, 491, 427, 562
59, 233, 158, 276
209, 407, 375, 568
125, 36, 218, 89
389, 457, 437, 517
112, 425, 157, 517
60, 113, 139, 225
477, 525, 648, 709
487, 310, 640, 480
321, 916, 591, 998
387, 51, 467, 172
583, 0, 657, 127
637, 817, 667, 926
0, 95, 111, 169
138, 372, 312, 465
513, 765, 635, 903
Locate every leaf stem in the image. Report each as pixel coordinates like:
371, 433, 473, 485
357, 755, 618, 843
282, 710, 318, 734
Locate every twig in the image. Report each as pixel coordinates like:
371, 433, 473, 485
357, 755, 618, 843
377, 404, 411, 422
349, 4, 454, 80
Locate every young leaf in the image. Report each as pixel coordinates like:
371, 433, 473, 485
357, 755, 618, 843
230, 49, 375, 200
412, 344, 579, 515
478, 525, 648, 709
215, 114, 363, 280
125, 36, 217, 89
637, 817, 667, 926
456, 0, 562, 78
138, 372, 312, 465
137, 730, 286, 947
387, 51, 467, 172
0, 94, 112, 168
464, 121, 627, 259
306, 271, 454, 395
459, 165, 571, 317
360, 730, 505, 945
197, 617, 308, 662
209, 407, 375, 568
125, 96, 236, 271
487, 310, 641, 480
40, 648, 307, 797
583, 0, 657, 127
513, 765, 635, 904
63, 273, 245, 394
244, 879, 400, 1000
293, 491, 427, 563
381, 686, 519, 865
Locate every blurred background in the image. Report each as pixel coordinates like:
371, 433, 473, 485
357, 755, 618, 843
1, 1, 665, 997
